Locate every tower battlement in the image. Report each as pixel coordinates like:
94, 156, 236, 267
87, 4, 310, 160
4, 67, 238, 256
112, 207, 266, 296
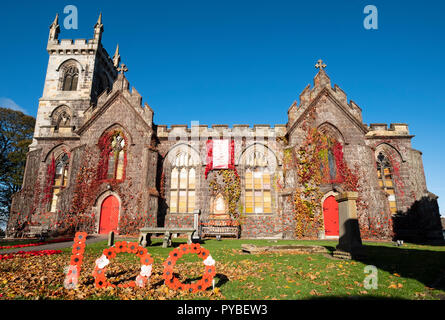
366, 123, 412, 138
156, 123, 287, 139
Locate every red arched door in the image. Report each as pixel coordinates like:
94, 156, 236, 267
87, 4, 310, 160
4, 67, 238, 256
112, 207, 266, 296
323, 195, 339, 236
99, 195, 119, 234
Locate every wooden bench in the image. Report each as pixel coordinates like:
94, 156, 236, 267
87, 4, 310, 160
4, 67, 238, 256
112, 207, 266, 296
25, 226, 49, 239
138, 227, 197, 248
201, 219, 240, 239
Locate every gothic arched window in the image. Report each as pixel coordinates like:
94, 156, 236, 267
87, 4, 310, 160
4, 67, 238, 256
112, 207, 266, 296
107, 132, 126, 180
243, 151, 272, 214
327, 149, 337, 181
169, 152, 197, 213
50, 153, 69, 212
62, 66, 79, 91
376, 152, 397, 214
51, 105, 72, 132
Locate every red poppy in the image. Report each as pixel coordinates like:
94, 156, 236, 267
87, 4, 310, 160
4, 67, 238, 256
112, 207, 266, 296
103, 247, 116, 259
189, 282, 199, 293
70, 254, 83, 266
178, 244, 190, 255
71, 243, 85, 255
136, 247, 148, 258
92, 266, 105, 278
74, 232, 87, 242
140, 253, 153, 266
169, 248, 182, 259
172, 277, 183, 288
165, 276, 177, 289
163, 268, 174, 281
127, 242, 138, 254
114, 241, 127, 253
195, 282, 204, 291
198, 248, 210, 260
204, 265, 216, 278
199, 277, 212, 290
95, 275, 108, 288
163, 256, 175, 269
190, 243, 201, 253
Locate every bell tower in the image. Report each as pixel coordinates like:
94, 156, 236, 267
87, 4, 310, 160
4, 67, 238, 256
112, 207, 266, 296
30, 13, 118, 150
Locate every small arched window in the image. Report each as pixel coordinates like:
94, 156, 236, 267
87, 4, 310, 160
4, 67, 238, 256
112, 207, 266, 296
50, 153, 69, 212
54, 111, 71, 132
376, 152, 397, 214
169, 152, 197, 213
327, 149, 337, 181
51, 105, 72, 132
62, 66, 79, 91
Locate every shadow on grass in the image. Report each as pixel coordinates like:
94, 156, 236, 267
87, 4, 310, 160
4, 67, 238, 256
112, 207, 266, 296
322, 243, 445, 292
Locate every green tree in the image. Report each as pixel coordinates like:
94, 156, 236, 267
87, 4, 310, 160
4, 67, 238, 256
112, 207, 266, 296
0, 107, 35, 227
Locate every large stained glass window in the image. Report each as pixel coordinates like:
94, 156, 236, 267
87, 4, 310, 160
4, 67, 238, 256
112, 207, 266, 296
169, 153, 197, 213
376, 152, 398, 214
50, 153, 69, 212
243, 151, 272, 214
107, 132, 126, 180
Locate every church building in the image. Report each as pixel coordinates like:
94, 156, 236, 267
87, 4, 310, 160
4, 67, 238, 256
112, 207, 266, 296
6, 15, 443, 242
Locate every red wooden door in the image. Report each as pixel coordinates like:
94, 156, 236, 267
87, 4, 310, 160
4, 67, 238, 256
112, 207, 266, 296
99, 195, 119, 234
323, 195, 339, 236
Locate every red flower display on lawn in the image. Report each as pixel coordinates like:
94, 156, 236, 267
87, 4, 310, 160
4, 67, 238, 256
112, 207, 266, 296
64, 231, 88, 289
0, 250, 62, 261
162, 243, 216, 292
92, 241, 153, 289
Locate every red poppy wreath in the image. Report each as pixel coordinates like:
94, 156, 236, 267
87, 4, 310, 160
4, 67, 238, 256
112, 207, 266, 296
92, 241, 154, 289
162, 243, 216, 293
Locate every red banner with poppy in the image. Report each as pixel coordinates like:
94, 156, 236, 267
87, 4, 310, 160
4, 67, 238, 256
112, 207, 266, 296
204, 139, 236, 178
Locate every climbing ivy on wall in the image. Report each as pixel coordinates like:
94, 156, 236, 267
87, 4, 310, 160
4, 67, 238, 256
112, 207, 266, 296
292, 128, 329, 237
67, 146, 100, 233
66, 130, 133, 234
41, 154, 56, 208
208, 169, 242, 223
286, 119, 393, 239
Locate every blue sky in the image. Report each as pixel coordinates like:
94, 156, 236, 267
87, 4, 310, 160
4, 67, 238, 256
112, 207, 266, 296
0, 0, 444, 214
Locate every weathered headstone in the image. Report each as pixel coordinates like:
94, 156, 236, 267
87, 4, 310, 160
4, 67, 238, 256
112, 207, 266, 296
108, 231, 114, 247
333, 192, 365, 259
192, 209, 201, 242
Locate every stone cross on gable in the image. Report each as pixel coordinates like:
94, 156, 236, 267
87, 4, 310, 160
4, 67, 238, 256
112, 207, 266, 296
315, 59, 327, 71
117, 63, 128, 75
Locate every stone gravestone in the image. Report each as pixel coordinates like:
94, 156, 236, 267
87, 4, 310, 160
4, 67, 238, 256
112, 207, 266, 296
192, 209, 201, 242
108, 231, 115, 247
333, 192, 365, 259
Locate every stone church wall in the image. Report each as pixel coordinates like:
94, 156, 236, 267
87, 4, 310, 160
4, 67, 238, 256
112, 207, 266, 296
6, 16, 442, 243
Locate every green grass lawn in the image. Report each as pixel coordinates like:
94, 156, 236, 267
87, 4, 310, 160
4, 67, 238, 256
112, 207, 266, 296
60, 238, 445, 300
